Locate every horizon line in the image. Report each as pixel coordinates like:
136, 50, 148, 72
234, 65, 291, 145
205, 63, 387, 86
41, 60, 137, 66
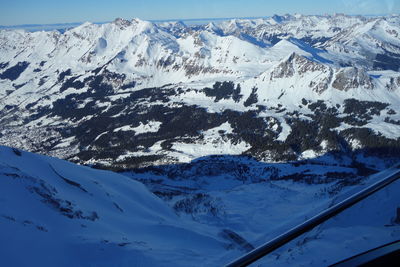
0, 13, 397, 28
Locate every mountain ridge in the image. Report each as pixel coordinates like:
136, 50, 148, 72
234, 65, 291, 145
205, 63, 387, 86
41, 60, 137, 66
1, 14, 400, 168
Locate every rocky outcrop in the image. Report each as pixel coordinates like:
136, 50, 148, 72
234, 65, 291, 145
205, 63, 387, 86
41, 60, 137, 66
332, 67, 374, 91
385, 76, 400, 91
270, 53, 333, 93
271, 54, 376, 93
270, 53, 298, 79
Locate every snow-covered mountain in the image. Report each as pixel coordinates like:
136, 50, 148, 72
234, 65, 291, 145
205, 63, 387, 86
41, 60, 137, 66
1, 14, 400, 169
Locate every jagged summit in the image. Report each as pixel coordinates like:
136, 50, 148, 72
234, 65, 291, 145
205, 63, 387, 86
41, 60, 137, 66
271, 14, 296, 23
0, 14, 400, 166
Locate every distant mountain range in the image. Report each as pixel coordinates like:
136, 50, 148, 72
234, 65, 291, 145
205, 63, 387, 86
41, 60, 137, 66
1, 14, 400, 266
1, 14, 399, 169
0, 16, 274, 32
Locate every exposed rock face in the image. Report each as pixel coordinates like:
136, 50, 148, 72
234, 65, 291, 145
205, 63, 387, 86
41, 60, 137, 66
309, 73, 332, 93
294, 55, 333, 93
270, 53, 297, 79
270, 53, 333, 93
332, 67, 374, 91
296, 55, 329, 74
385, 77, 400, 91
112, 18, 133, 28
272, 53, 331, 75
393, 76, 400, 90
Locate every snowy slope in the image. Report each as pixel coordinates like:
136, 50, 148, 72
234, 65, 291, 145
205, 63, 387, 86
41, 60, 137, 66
241, 165, 400, 266
0, 146, 229, 267
2, 146, 400, 266
121, 153, 400, 266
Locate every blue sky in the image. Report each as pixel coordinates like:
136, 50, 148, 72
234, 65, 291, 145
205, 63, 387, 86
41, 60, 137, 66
0, 0, 399, 25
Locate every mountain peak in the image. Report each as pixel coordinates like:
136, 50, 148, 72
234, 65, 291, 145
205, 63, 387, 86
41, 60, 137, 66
271, 14, 294, 24
72, 21, 94, 30
286, 51, 304, 61
112, 17, 133, 27
270, 52, 326, 80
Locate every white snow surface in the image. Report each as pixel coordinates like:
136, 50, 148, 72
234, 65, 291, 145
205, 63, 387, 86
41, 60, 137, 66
123, 155, 400, 266
248, 165, 400, 266
1, 146, 400, 266
0, 146, 226, 267
114, 121, 162, 135
170, 122, 250, 162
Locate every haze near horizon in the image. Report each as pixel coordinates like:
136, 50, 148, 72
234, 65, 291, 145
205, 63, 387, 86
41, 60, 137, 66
0, 0, 398, 26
